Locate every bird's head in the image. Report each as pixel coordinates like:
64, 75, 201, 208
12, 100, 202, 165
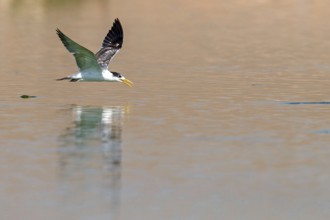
112, 72, 133, 87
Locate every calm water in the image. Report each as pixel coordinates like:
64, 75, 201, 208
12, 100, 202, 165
1, 0, 330, 219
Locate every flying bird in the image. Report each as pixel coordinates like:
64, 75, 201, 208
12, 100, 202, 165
56, 18, 133, 87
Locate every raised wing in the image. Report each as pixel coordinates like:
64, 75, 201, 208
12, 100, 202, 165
95, 18, 123, 69
56, 29, 101, 73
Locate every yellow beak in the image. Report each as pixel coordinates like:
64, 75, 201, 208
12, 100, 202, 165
121, 78, 134, 87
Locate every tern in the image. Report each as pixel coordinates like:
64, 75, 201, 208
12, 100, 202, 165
56, 18, 133, 87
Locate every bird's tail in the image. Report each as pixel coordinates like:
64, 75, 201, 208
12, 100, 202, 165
56, 77, 79, 82
56, 77, 70, 81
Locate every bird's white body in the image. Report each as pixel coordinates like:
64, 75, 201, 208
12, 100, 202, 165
70, 69, 122, 82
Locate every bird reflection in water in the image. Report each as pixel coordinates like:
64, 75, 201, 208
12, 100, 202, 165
57, 105, 127, 219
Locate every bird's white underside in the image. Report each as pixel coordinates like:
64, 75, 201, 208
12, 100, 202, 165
70, 69, 121, 82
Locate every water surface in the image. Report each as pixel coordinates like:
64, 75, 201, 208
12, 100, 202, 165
1, 0, 330, 219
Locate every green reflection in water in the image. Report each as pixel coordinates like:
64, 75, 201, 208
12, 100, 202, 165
57, 105, 127, 219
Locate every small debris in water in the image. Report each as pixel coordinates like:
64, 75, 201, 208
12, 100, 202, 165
20, 95, 37, 99
283, 101, 330, 105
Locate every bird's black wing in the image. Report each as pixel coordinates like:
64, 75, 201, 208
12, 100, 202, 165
95, 18, 123, 69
